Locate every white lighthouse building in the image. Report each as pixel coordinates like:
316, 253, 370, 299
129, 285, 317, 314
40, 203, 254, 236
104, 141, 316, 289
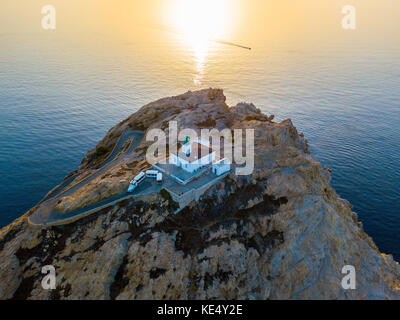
169, 137, 216, 173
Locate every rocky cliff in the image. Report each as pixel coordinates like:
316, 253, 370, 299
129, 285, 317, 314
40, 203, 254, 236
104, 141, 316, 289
1, 89, 399, 299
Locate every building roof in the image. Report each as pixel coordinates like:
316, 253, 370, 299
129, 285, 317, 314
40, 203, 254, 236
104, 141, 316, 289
176, 142, 215, 163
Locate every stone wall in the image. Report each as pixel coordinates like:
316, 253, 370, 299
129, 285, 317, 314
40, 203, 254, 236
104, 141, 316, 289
166, 173, 229, 212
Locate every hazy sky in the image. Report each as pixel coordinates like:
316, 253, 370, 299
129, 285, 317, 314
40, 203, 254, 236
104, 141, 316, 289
1, 0, 399, 51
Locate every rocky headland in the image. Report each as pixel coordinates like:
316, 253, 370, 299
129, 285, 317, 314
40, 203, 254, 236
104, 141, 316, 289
0, 89, 399, 299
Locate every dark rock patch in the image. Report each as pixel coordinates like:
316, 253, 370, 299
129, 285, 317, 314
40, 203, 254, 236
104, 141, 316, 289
0, 224, 23, 253
109, 255, 130, 300
152, 179, 287, 257
196, 117, 217, 128
149, 267, 167, 279
84, 237, 106, 252
11, 276, 35, 300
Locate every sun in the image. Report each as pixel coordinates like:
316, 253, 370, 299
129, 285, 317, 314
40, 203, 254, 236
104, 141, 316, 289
169, 0, 230, 48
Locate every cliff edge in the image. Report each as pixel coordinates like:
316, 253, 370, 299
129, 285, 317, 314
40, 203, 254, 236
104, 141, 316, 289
0, 89, 399, 299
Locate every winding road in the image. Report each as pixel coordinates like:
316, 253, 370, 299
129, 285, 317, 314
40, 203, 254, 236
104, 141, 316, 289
28, 130, 145, 226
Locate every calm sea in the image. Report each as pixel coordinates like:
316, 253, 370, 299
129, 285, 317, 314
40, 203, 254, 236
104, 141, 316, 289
1, 2, 399, 260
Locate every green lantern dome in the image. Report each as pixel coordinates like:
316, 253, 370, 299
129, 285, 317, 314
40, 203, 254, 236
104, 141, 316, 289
183, 136, 190, 145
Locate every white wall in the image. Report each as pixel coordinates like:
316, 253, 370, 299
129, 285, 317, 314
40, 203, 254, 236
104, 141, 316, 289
171, 151, 216, 173
169, 153, 179, 165
213, 164, 230, 176
212, 158, 231, 176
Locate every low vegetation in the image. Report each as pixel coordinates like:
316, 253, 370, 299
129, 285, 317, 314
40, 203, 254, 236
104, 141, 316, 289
160, 188, 180, 211
95, 145, 110, 158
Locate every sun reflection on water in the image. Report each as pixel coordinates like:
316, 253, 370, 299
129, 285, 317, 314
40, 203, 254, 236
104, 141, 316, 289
191, 40, 208, 85
167, 0, 230, 85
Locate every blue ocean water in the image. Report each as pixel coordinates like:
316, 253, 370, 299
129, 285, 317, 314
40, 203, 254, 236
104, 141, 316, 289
0, 30, 399, 261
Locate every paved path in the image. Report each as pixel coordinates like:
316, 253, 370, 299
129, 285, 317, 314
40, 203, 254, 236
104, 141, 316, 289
41, 130, 143, 202
30, 180, 162, 226
29, 130, 145, 226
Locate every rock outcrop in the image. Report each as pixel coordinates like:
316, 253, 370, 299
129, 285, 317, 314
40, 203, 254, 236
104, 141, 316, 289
0, 89, 399, 300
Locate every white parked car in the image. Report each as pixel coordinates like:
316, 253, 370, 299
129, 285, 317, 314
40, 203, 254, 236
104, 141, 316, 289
146, 170, 159, 178
127, 172, 145, 193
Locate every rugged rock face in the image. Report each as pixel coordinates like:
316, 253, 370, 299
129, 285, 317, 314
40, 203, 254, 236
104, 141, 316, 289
1, 89, 399, 300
